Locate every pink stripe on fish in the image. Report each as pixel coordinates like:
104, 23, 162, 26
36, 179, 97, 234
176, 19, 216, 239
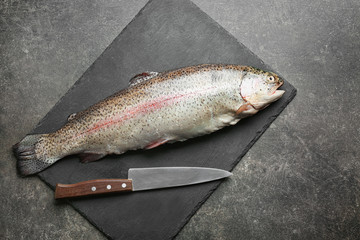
76, 87, 216, 137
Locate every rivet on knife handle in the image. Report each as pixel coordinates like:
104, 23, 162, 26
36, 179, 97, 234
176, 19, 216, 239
55, 179, 133, 199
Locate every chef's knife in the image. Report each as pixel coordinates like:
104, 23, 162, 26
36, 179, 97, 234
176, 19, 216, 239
55, 167, 232, 199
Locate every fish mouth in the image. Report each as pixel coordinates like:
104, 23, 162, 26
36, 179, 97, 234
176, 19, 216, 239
269, 80, 284, 95
250, 82, 285, 110
268, 80, 285, 103
270, 89, 285, 100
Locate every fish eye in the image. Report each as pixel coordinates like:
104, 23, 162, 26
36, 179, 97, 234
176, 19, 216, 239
267, 76, 275, 82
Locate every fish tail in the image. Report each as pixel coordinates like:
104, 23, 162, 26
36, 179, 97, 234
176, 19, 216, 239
13, 134, 58, 176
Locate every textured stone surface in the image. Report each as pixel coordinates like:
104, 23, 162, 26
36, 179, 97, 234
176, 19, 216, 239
1, 0, 359, 239
1, 1, 148, 239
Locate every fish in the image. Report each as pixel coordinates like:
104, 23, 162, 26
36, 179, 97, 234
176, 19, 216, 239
13, 64, 285, 176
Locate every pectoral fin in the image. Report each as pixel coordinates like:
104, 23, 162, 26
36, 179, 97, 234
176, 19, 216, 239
236, 103, 259, 115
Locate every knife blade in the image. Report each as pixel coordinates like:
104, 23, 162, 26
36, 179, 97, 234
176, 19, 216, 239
54, 167, 232, 199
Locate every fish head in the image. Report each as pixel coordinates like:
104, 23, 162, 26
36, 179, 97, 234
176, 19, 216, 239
240, 68, 285, 110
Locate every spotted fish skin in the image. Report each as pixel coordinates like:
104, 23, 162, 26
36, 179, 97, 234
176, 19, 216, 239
13, 64, 284, 176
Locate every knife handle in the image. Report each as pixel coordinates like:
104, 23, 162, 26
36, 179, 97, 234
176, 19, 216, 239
55, 179, 133, 199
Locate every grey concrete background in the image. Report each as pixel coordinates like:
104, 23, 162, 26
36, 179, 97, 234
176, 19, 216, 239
1, 0, 359, 239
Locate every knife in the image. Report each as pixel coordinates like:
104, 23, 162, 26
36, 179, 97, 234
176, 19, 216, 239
55, 167, 232, 199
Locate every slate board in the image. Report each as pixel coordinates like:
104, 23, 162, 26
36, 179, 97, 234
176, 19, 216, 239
32, 0, 297, 239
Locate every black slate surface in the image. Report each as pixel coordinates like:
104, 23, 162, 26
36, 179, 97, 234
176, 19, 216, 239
29, 0, 297, 239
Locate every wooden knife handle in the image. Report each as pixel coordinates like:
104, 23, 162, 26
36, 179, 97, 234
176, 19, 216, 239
55, 179, 133, 199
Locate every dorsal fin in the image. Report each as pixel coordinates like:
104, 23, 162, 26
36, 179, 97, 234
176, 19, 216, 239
129, 71, 159, 86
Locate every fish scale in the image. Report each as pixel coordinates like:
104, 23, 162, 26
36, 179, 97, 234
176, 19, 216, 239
13, 64, 285, 176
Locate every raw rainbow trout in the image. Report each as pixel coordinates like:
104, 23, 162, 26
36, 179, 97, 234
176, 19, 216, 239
14, 64, 284, 176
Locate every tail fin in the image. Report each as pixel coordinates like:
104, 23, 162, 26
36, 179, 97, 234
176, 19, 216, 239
13, 134, 55, 176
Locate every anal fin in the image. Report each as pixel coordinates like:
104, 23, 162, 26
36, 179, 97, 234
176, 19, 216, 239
145, 139, 169, 150
79, 153, 106, 163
